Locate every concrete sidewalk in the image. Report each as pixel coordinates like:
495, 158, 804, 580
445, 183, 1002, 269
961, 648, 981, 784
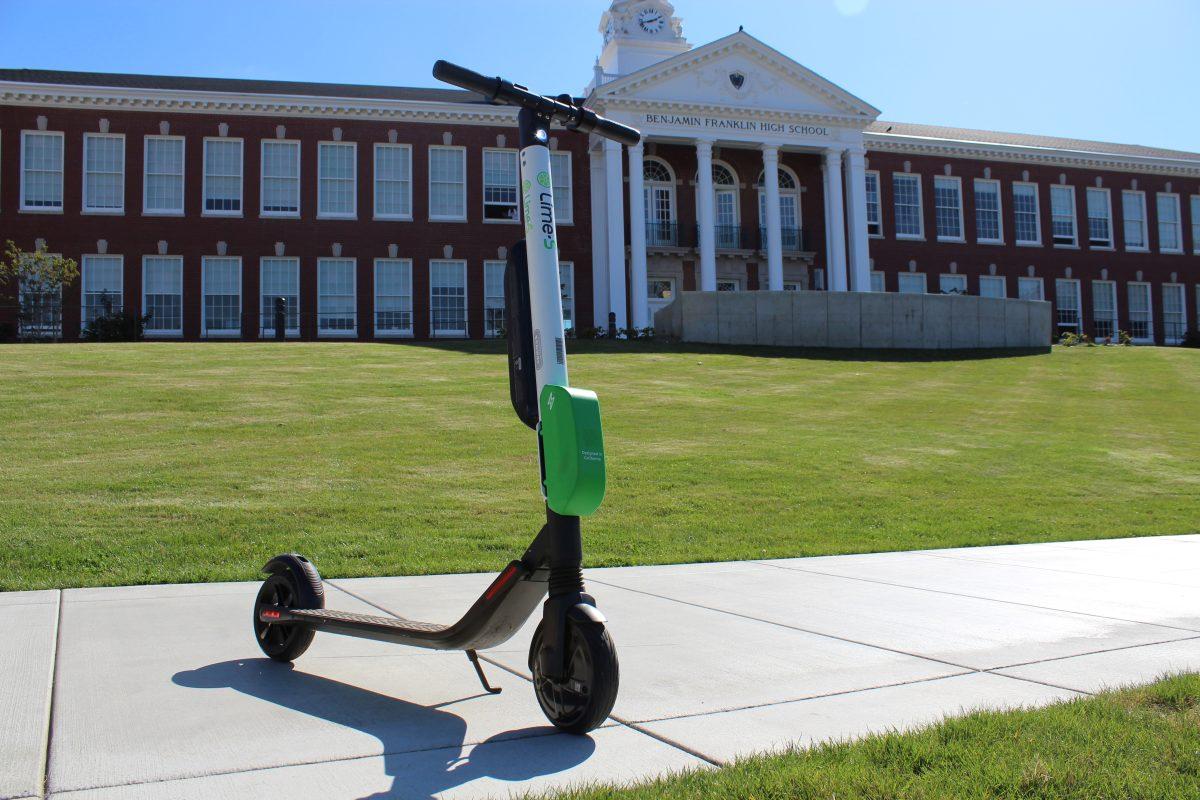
4, 535, 1199, 800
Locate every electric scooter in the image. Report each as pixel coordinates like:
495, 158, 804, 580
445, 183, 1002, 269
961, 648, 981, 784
250, 60, 641, 735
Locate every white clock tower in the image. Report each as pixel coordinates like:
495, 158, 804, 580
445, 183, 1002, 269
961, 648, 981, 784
595, 1, 690, 82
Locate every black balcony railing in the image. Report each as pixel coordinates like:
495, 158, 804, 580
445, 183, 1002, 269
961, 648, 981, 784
759, 226, 805, 252
644, 222, 805, 252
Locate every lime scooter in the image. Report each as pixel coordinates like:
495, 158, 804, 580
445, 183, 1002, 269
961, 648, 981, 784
250, 61, 641, 734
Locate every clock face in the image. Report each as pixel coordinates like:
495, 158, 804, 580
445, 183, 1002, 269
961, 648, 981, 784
637, 7, 665, 33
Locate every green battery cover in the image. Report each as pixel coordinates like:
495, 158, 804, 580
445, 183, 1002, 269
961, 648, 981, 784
538, 384, 606, 517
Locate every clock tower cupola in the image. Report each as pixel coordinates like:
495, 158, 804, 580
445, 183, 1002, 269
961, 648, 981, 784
595, 1, 690, 83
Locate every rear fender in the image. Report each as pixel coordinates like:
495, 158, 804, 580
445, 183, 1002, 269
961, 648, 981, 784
261, 553, 324, 609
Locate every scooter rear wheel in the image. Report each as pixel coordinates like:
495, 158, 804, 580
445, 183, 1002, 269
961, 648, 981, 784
253, 572, 319, 662
529, 617, 619, 734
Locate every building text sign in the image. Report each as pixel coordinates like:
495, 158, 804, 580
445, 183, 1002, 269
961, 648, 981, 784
642, 113, 830, 137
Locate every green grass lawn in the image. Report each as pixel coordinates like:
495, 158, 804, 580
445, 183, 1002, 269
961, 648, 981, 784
0, 341, 1197, 591
541, 673, 1200, 800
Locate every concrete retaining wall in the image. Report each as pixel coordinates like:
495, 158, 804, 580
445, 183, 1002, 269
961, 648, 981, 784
653, 291, 1051, 350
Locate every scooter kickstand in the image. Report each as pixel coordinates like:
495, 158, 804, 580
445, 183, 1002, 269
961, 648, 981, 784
466, 649, 503, 695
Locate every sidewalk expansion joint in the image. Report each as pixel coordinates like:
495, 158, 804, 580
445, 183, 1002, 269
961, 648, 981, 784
750, 560, 1200, 635
324, 580, 725, 768
40, 590, 63, 800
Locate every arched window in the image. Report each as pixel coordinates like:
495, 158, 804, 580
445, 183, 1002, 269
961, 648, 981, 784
698, 162, 740, 248
756, 167, 802, 250
643, 157, 676, 245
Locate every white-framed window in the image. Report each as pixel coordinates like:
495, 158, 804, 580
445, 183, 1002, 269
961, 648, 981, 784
939, 273, 967, 295
82, 133, 124, 213
644, 157, 676, 245
81, 255, 123, 325
893, 173, 923, 239
317, 257, 357, 335
203, 138, 242, 215
1018, 276, 1044, 301
710, 162, 740, 249
560, 261, 575, 331
1122, 190, 1147, 251
716, 279, 740, 292
1091, 280, 1117, 341
864, 171, 882, 236
18, 275, 62, 339
1085, 187, 1112, 248
870, 271, 886, 292
318, 142, 356, 218
142, 256, 183, 336
1157, 193, 1182, 253
430, 259, 467, 336
898, 272, 926, 294
483, 260, 506, 337
1162, 283, 1186, 345
756, 166, 803, 249
550, 151, 573, 224
979, 275, 1006, 298
143, 136, 184, 215
202, 256, 242, 337
429, 146, 466, 221
20, 131, 64, 211
374, 258, 413, 337
1050, 185, 1076, 247
1127, 282, 1153, 342
260, 257, 300, 338
261, 140, 300, 217
1055, 278, 1081, 332
1012, 183, 1040, 245
374, 143, 412, 220
648, 278, 676, 304
482, 148, 520, 222
974, 178, 1003, 243
933, 176, 963, 241
1191, 196, 1200, 254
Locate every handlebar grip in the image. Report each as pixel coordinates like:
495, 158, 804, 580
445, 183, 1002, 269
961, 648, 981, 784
591, 117, 641, 148
432, 60, 501, 101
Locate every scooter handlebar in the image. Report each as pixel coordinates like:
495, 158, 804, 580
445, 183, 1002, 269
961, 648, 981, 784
432, 60, 640, 147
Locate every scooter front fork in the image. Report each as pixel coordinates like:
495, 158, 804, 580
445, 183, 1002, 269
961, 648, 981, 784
536, 511, 605, 681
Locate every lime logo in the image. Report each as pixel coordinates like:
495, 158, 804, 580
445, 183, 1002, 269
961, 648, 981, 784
522, 179, 531, 191
537, 172, 551, 188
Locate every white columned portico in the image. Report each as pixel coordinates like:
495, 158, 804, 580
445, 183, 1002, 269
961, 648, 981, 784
627, 141, 649, 329
695, 139, 717, 292
589, 149, 609, 327
603, 137, 627, 329
843, 146, 871, 292
761, 145, 784, 291
822, 147, 848, 292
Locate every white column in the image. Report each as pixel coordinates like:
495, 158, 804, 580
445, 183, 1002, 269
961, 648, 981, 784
761, 145, 784, 291
603, 138, 627, 330
823, 147, 848, 292
627, 141, 649, 329
843, 146, 871, 292
589, 148, 609, 327
695, 139, 717, 292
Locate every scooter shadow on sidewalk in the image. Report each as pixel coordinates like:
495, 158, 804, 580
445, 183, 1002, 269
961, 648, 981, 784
173, 659, 596, 799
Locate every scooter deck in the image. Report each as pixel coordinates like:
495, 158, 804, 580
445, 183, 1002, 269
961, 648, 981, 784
289, 608, 448, 634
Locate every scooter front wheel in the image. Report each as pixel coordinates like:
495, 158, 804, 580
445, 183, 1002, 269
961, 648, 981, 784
529, 617, 619, 734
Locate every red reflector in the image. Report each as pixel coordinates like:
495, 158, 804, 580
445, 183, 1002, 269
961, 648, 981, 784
485, 566, 518, 601
262, 609, 281, 620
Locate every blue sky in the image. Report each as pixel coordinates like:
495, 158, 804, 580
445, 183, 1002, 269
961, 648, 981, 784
2, 0, 1197, 152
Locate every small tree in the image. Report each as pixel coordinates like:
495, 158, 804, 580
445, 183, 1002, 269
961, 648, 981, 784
0, 240, 78, 341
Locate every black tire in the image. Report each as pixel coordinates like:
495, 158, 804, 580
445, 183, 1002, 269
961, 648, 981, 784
253, 570, 320, 662
529, 616, 619, 734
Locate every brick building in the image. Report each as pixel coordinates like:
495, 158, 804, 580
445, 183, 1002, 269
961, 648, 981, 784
2, 0, 1197, 344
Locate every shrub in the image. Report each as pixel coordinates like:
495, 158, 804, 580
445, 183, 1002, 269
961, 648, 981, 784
82, 306, 152, 342
1180, 330, 1200, 349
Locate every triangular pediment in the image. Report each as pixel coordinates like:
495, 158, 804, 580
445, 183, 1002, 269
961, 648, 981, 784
592, 31, 880, 123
